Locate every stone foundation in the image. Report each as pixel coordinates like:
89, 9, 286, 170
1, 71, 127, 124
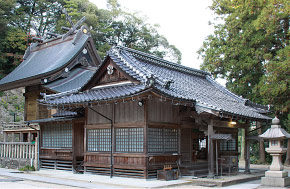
0, 158, 34, 169
261, 176, 290, 187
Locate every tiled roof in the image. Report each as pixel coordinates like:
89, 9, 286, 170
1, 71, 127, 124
44, 67, 95, 93
40, 46, 271, 121
42, 83, 148, 105
0, 33, 89, 90
52, 110, 78, 117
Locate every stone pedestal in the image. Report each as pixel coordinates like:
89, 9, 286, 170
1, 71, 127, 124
261, 171, 290, 187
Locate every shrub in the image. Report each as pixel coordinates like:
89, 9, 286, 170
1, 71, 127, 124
19, 165, 35, 171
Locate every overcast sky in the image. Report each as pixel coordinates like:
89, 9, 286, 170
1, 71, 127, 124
89, 0, 215, 70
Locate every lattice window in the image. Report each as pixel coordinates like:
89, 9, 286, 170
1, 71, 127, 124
220, 139, 236, 151
115, 128, 144, 153
42, 124, 72, 148
87, 128, 111, 152
148, 128, 178, 153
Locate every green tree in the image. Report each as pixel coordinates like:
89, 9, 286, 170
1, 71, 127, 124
60, 0, 181, 62
0, 0, 182, 78
198, 0, 290, 164
13, 0, 64, 34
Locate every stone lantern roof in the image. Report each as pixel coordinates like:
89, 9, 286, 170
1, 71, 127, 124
259, 117, 290, 139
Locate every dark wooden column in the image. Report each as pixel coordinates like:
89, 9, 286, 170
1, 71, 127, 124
244, 126, 251, 173
240, 128, 245, 161
257, 121, 265, 164
28, 132, 32, 142
208, 119, 214, 178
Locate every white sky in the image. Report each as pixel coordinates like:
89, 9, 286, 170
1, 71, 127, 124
89, 0, 215, 70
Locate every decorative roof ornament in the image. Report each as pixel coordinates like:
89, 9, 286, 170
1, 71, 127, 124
31, 22, 44, 42
23, 22, 44, 60
107, 65, 114, 75
164, 79, 174, 90
63, 8, 74, 27
62, 8, 86, 40
259, 117, 290, 139
146, 74, 155, 87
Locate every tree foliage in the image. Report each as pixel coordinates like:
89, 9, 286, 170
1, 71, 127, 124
198, 0, 290, 122
199, 0, 290, 164
59, 0, 181, 61
0, 0, 181, 79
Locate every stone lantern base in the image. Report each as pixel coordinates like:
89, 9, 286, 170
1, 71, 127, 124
261, 171, 290, 187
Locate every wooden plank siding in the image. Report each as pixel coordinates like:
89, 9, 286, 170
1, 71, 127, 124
180, 128, 192, 163
87, 101, 144, 125
147, 97, 179, 124
84, 101, 147, 177
40, 148, 73, 160
24, 85, 53, 121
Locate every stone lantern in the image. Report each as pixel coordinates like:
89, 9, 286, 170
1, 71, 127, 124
259, 117, 290, 187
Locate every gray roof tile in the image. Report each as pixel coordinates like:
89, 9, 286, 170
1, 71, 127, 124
40, 46, 271, 120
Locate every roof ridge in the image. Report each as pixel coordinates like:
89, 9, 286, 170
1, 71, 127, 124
113, 48, 168, 86
116, 46, 209, 77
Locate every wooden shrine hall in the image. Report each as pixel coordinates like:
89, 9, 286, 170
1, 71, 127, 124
0, 17, 271, 178
37, 46, 271, 178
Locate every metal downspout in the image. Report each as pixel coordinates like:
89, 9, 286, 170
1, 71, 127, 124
88, 107, 114, 178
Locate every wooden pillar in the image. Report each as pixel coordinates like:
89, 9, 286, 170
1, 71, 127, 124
34, 137, 39, 170
208, 119, 214, 178
244, 127, 251, 173
20, 132, 24, 142
28, 132, 32, 142
257, 121, 265, 164
72, 123, 76, 173
240, 128, 245, 161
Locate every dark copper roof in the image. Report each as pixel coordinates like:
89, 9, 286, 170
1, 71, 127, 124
0, 32, 91, 91
44, 67, 95, 93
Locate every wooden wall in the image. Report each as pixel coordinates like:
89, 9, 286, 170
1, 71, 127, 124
147, 97, 179, 124
24, 85, 52, 121
180, 128, 192, 163
87, 100, 144, 124
73, 121, 84, 160
24, 90, 39, 121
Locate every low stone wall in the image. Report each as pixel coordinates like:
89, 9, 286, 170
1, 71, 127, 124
0, 158, 34, 169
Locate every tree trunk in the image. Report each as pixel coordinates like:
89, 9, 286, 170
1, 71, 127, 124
257, 122, 265, 164
285, 139, 290, 166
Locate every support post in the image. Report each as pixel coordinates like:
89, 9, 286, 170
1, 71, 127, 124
244, 127, 251, 173
28, 132, 32, 142
34, 137, 38, 169
216, 140, 218, 176
240, 128, 245, 161
257, 121, 265, 164
208, 119, 214, 178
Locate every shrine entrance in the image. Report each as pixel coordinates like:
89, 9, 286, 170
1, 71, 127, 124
192, 130, 208, 162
